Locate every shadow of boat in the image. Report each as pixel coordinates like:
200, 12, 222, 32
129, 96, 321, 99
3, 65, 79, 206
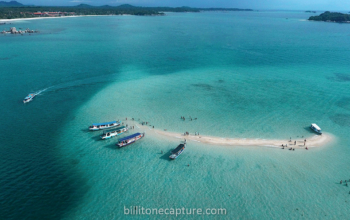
159, 149, 173, 161
104, 143, 118, 150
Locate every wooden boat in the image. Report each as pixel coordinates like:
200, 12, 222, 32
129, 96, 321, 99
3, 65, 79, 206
23, 93, 36, 103
310, 123, 322, 134
117, 132, 144, 147
169, 142, 186, 159
100, 126, 128, 139
89, 120, 120, 131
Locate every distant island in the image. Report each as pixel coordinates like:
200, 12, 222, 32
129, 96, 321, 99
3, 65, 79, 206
308, 11, 350, 23
305, 10, 316, 13
0, 1, 253, 19
0, 0, 22, 7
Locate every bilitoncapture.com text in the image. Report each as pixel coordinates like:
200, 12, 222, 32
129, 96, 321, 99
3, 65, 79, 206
124, 206, 227, 216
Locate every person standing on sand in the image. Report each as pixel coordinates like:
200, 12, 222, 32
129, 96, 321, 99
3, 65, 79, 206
294, 141, 296, 145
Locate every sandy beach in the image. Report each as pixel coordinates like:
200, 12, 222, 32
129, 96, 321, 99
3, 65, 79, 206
0, 15, 117, 23
124, 120, 334, 148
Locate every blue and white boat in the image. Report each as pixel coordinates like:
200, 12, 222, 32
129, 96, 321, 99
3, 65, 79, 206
100, 126, 128, 139
310, 123, 322, 134
117, 132, 145, 147
169, 142, 186, 159
89, 120, 121, 131
23, 93, 36, 103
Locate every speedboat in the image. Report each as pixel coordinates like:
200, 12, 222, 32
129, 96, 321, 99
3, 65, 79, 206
117, 132, 145, 147
89, 120, 121, 131
23, 93, 36, 103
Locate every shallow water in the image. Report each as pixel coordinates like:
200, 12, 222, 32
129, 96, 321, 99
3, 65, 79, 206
1, 11, 350, 219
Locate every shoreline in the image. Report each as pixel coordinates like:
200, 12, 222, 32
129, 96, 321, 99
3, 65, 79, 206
0, 15, 124, 23
124, 120, 335, 149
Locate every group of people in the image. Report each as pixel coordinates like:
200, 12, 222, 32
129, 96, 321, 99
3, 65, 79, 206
180, 116, 197, 121
183, 131, 200, 136
340, 179, 350, 187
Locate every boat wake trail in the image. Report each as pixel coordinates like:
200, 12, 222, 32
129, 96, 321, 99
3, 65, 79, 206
34, 86, 53, 96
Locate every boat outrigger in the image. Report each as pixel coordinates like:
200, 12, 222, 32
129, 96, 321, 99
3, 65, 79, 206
117, 132, 145, 147
310, 123, 322, 134
89, 120, 121, 131
23, 93, 36, 103
169, 142, 186, 160
100, 126, 128, 139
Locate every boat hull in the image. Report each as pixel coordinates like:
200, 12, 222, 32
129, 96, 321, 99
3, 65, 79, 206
169, 143, 186, 159
310, 125, 322, 134
100, 127, 128, 139
89, 122, 120, 131
117, 133, 144, 148
23, 94, 35, 103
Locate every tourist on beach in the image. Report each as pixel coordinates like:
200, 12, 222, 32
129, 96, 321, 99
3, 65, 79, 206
294, 141, 296, 145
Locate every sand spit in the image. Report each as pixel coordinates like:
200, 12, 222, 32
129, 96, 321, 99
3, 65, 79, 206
124, 120, 334, 148
0, 15, 133, 23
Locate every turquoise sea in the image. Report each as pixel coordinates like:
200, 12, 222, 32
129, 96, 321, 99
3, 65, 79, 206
1, 11, 350, 219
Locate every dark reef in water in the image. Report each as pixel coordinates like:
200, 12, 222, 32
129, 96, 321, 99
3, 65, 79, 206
329, 114, 350, 126
191, 83, 214, 91
336, 97, 350, 110
327, 73, 350, 82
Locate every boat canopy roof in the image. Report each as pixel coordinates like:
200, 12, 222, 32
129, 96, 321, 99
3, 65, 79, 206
92, 121, 117, 126
311, 123, 321, 130
172, 144, 185, 153
119, 133, 141, 142
25, 94, 34, 99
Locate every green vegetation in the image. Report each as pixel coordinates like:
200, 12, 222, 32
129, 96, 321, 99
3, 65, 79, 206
308, 11, 350, 22
0, 3, 253, 20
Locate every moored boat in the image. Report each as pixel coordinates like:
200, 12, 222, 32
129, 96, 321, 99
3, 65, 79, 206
89, 120, 121, 131
117, 132, 145, 147
23, 93, 36, 103
169, 142, 186, 159
310, 123, 322, 134
100, 126, 128, 139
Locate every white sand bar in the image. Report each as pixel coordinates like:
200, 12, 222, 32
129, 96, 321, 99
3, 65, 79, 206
126, 121, 334, 148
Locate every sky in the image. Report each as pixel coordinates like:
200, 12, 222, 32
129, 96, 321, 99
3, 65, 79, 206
10, 0, 350, 11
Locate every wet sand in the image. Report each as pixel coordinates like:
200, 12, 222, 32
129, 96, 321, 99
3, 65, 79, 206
124, 120, 334, 148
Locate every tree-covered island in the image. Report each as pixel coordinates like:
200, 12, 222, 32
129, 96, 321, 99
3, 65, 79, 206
0, 2, 253, 19
308, 11, 350, 23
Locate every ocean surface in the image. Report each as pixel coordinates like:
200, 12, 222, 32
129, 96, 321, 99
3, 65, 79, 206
1, 11, 350, 219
